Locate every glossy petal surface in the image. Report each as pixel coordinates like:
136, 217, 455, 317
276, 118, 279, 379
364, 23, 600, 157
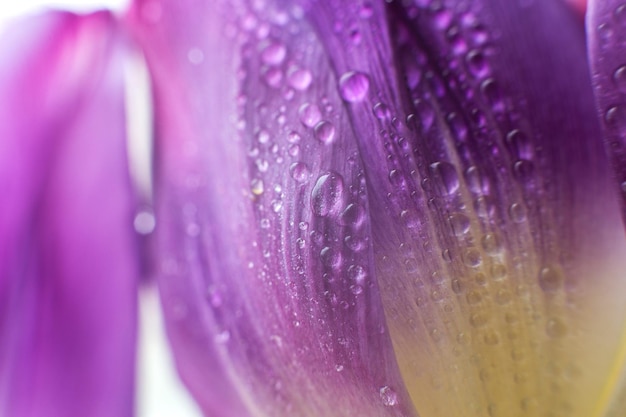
128, 1, 415, 416
0, 12, 137, 417
303, 1, 626, 417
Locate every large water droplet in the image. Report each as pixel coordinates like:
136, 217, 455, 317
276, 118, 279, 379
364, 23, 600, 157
311, 173, 345, 217
339, 71, 370, 102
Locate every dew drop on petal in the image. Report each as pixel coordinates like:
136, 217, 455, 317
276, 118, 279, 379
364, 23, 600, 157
613, 65, 626, 92
379, 386, 398, 407
449, 213, 471, 235
314, 121, 336, 144
261, 42, 287, 65
430, 161, 459, 195
538, 265, 563, 293
311, 173, 345, 217
605, 104, 626, 135
287, 68, 313, 90
251, 178, 265, 195
299, 103, 322, 127
289, 162, 310, 183
339, 71, 370, 102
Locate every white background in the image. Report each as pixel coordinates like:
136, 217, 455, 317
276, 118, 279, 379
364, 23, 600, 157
0, 1, 203, 417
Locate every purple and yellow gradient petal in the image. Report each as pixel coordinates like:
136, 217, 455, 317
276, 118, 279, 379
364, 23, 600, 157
127, 0, 415, 416
302, 1, 626, 417
0, 12, 138, 417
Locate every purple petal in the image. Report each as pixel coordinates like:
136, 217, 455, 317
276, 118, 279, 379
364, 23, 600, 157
0, 12, 137, 417
588, 1, 626, 414
128, 1, 415, 416
304, 1, 626, 416
588, 0, 626, 224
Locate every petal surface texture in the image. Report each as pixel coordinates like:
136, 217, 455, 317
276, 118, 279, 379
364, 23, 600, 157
0, 12, 138, 417
588, 1, 626, 415
301, 1, 626, 417
589, 1, 626, 223
128, 1, 415, 416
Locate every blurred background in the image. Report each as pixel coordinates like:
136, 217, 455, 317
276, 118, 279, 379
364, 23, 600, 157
0, 1, 203, 416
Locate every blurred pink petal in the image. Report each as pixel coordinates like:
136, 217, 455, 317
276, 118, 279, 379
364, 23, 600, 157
0, 11, 138, 417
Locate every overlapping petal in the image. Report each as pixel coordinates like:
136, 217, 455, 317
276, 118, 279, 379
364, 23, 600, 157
588, 1, 626, 415
300, 1, 626, 417
127, 1, 415, 416
0, 12, 137, 417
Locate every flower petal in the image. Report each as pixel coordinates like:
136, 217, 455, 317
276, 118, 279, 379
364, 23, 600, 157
588, 1, 626, 415
304, 1, 626, 416
0, 12, 137, 417
128, 1, 415, 416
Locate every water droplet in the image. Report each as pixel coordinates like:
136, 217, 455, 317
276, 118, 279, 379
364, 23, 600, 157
463, 249, 483, 267
481, 78, 505, 113
546, 317, 568, 338
449, 213, 471, 235
320, 246, 342, 269
261, 42, 287, 65
605, 105, 626, 135
430, 161, 460, 195
613, 66, 626, 97
373, 102, 391, 120
348, 264, 367, 284
288, 68, 312, 90
187, 47, 204, 65
466, 50, 488, 78
134, 210, 156, 235
509, 203, 527, 223
251, 178, 265, 195
466, 290, 482, 305
538, 265, 563, 293
289, 162, 310, 183
506, 129, 534, 160
314, 121, 336, 144
263, 67, 283, 87
339, 71, 370, 102
379, 386, 398, 407
311, 173, 345, 217
481, 233, 502, 255
299, 103, 322, 127
339, 203, 366, 227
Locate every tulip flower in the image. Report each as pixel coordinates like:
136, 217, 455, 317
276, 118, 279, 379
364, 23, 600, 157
1, 0, 626, 417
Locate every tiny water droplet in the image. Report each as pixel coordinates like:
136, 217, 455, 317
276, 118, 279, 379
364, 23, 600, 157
314, 121, 336, 144
449, 213, 471, 235
288, 68, 312, 90
261, 42, 287, 65
430, 161, 460, 195
538, 265, 563, 293
289, 162, 310, 183
546, 318, 567, 338
379, 386, 398, 407
299, 103, 322, 127
134, 210, 156, 235
605, 105, 626, 135
251, 178, 265, 195
614, 66, 626, 92
339, 71, 370, 102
